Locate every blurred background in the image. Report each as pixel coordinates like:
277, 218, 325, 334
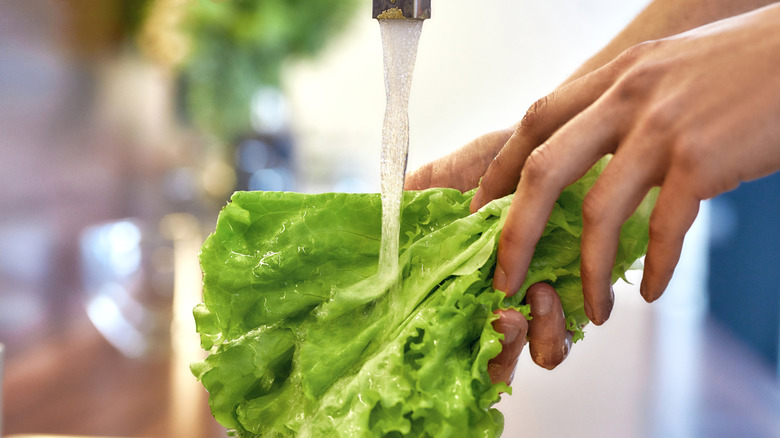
1, 0, 778, 437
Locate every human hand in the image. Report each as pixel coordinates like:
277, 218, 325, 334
405, 127, 515, 192
471, 4, 780, 325
406, 132, 572, 384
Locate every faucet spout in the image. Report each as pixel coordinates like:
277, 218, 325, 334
373, 0, 431, 19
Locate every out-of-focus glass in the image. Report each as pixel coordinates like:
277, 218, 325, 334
80, 218, 175, 358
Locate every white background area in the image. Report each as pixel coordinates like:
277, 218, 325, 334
283, 0, 650, 193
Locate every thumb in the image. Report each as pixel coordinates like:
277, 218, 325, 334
405, 128, 514, 191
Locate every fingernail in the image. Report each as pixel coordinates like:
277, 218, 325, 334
493, 263, 508, 293
563, 335, 572, 357
591, 305, 607, 325
590, 301, 607, 326
640, 278, 658, 302
601, 286, 615, 322
508, 365, 517, 385
530, 289, 553, 316
587, 285, 615, 325
502, 324, 519, 345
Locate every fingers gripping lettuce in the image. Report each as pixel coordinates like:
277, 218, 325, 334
192, 158, 654, 437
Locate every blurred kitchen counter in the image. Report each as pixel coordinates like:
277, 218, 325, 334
3, 315, 225, 438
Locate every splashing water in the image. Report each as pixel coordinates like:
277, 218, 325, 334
378, 19, 423, 280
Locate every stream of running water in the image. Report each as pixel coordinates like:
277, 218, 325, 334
378, 19, 424, 281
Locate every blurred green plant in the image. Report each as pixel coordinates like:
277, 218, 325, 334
176, 0, 359, 142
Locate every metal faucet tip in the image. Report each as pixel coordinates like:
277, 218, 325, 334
373, 0, 431, 20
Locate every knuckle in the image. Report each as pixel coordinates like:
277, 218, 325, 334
609, 61, 666, 105
670, 133, 738, 199
613, 68, 651, 102
499, 221, 523, 248
640, 101, 679, 136
604, 39, 667, 104
669, 134, 702, 173
581, 188, 612, 229
521, 146, 556, 188
617, 39, 661, 67
519, 95, 550, 134
668, 135, 719, 198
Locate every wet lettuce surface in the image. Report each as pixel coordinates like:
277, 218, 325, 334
192, 159, 654, 437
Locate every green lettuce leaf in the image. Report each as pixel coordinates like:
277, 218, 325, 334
192, 158, 655, 437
